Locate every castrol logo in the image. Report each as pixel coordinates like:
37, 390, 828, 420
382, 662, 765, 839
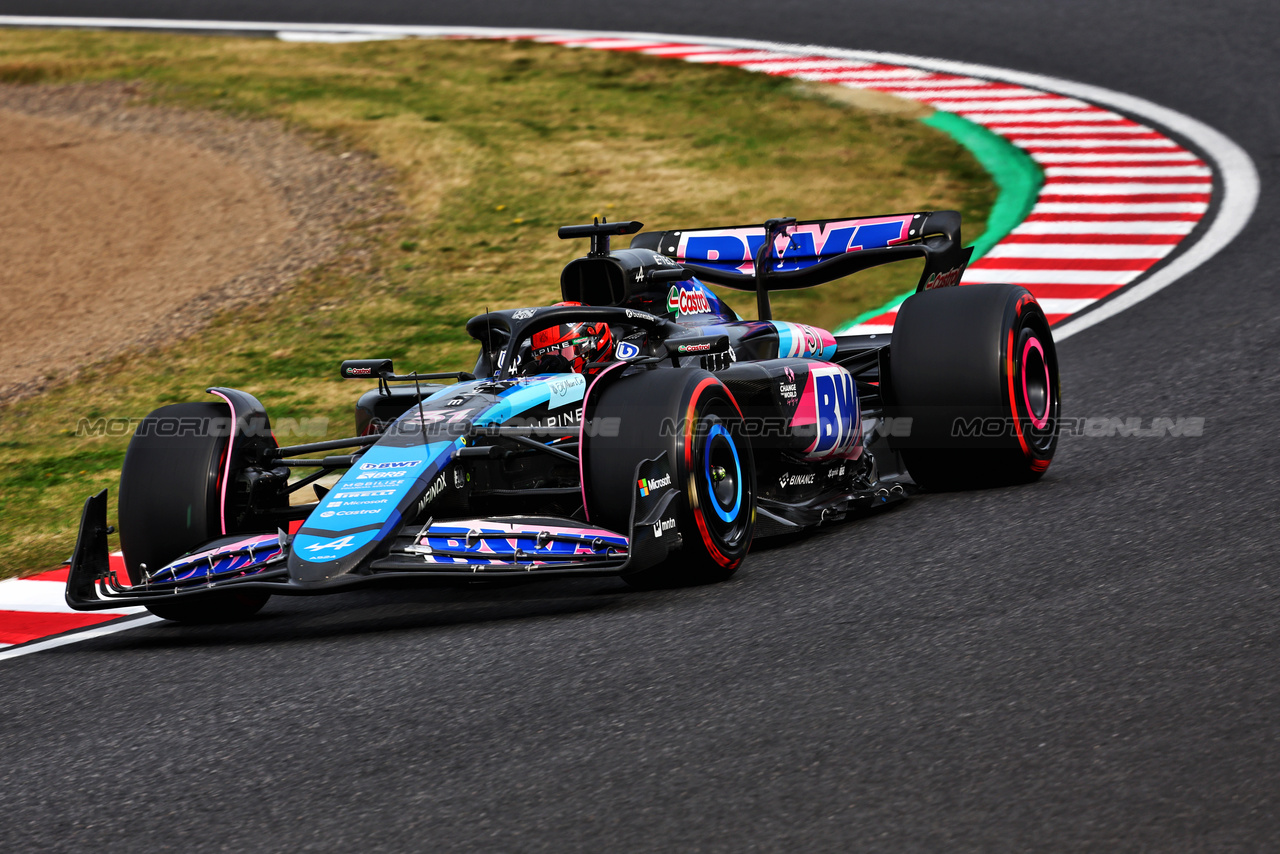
667, 285, 713, 316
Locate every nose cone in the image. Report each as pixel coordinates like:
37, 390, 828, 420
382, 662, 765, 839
287, 528, 383, 584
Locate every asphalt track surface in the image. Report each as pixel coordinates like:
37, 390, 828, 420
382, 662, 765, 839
2, 2, 1278, 850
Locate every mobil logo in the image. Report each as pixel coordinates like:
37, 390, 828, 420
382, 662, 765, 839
792, 363, 861, 459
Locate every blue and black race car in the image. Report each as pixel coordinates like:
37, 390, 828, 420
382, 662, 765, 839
65, 211, 1060, 622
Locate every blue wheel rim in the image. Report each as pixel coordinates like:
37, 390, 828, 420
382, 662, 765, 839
703, 422, 743, 524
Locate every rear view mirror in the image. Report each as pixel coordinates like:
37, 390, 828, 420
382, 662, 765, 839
339, 359, 393, 379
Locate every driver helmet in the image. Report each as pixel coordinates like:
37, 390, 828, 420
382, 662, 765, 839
524, 302, 615, 376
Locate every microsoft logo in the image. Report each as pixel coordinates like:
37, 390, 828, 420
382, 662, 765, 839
636, 473, 673, 496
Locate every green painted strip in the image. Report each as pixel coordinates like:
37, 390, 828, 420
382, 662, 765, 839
924, 111, 1043, 260
835, 110, 1044, 333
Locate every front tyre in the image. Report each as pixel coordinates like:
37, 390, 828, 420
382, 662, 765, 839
585, 369, 755, 588
673, 386, 755, 580
118, 401, 271, 623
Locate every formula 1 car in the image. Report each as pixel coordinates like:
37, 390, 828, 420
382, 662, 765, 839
66, 211, 1060, 622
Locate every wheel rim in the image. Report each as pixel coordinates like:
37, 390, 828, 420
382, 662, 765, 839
1021, 336, 1051, 430
703, 422, 744, 524
686, 404, 753, 563
1013, 323, 1059, 455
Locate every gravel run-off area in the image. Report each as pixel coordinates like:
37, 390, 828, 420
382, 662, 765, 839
0, 82, 400, 403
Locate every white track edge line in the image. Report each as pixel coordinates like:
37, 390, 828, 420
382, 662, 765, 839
0, 614, 165, 662
0, 17, 1257, 343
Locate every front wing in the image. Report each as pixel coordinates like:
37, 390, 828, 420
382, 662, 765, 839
65, 454, 679, 611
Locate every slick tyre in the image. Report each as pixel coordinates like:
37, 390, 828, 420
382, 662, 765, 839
586, 369, 755, 588
886, 283, 1060, 490
118, 401, 270, 623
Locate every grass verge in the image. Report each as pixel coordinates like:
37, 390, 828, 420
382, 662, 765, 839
0, 30, 994, 577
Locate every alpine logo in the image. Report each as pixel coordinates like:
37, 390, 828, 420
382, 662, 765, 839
360, 460, 422, 471
778, 472, 816, 488
667, 284, 713, 316
303, 535, 357, 553
637, 474, 673, 496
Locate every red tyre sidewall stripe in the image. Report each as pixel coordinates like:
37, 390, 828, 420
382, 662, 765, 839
684, 378, 738, 569
1006, 296, 1033, 461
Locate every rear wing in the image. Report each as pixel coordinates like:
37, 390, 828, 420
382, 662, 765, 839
631, 210, 972, 320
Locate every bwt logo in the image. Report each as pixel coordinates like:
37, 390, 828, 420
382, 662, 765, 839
359, 460, 422, 470
677, 216, 911, 273
806, 366, 859, 457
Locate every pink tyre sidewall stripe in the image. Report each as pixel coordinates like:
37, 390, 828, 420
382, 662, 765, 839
1020, 336, 1050, 429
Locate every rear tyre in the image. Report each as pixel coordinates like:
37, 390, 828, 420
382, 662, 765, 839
118, 401, 270, 623
886, 283, 1060, 490
585, 369, 755, 588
